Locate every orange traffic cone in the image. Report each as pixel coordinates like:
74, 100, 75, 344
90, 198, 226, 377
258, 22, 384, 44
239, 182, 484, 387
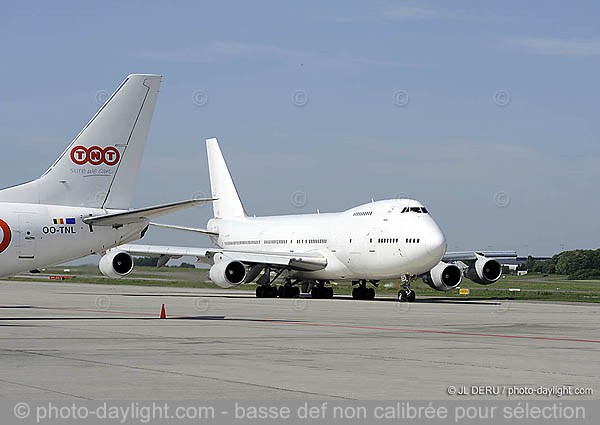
160, 304, 166, 319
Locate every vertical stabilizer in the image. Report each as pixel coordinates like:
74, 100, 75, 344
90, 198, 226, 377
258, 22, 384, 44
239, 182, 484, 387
206, 138, 246, 218
0, 74, 162, 209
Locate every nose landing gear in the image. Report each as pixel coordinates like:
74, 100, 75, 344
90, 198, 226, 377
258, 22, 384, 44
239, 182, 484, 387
397, 275, 416, 302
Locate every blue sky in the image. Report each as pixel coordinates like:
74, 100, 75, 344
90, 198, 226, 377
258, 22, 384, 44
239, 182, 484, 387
1, 1, 599, 257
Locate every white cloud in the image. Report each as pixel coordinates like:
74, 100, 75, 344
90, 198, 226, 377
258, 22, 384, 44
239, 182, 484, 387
503, 36, 600, 57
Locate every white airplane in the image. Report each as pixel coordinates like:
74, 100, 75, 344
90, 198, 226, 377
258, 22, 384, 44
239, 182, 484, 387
0, 74, 211, 278
117, 138, 515, 301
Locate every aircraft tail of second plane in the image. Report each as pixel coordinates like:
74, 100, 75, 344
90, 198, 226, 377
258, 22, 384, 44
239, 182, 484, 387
206, 138, 246, 219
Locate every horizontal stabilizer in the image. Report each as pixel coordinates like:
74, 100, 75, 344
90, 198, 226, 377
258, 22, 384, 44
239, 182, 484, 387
149, 222, 219, 236
83, 199, 214, 227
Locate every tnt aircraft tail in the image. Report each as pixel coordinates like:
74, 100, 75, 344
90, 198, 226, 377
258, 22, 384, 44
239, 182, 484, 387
206, 138, 246, 218
0, 74, 162, 209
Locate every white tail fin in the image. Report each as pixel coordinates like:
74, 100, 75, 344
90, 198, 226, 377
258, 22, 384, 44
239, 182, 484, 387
206, 138, 246, 218
0, 74, 161, 209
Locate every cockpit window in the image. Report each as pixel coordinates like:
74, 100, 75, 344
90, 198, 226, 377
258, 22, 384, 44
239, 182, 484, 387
402, 206, 429, 213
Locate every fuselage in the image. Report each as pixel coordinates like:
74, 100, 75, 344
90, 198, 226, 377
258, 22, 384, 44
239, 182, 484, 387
207, 199, 447, 280
0, 203, 147, 276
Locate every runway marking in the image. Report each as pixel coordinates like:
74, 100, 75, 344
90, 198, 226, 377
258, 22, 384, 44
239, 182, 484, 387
34, 306, 157, 316
250, 320, 600, 344
0, 377, 91, 399
3, 305, 599, 344
1, 348, 354, 400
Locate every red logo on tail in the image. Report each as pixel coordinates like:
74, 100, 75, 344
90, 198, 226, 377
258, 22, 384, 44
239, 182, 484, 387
70, 146, 120, 166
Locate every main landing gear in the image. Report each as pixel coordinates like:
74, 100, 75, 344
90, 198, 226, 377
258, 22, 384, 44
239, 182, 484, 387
277, 279, 301, 298
256, 284, 277, 298
310, 280, 334, 299
255, 265, 281, 298
397, 275, 416, 302
351, 280, 378, 300
255, 267, 301, 298
253, 269, 333, 299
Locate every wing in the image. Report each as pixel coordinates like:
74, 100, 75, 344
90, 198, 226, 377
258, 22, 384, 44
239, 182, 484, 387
149, 222, 218, 236
118, 243, 328, 271
82, 199, 214, 227
443, 251, 517, 263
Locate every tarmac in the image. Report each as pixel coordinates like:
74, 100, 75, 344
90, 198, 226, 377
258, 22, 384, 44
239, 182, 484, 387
0, 279, 598, 400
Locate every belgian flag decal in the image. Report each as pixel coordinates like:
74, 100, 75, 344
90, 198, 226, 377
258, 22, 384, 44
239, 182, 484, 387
53, 218, 76, 225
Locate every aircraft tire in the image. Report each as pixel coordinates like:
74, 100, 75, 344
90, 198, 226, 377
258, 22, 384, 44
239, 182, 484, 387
366, 287, 375, 300
397, 290, 407, 302
311, 287, 320, 299
269, 285, 277, 298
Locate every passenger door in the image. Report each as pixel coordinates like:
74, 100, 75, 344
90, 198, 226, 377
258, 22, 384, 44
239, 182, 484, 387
17, 214, 37, 260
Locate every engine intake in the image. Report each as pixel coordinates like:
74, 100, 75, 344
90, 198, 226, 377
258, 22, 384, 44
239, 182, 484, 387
464, 257, 502, 285
209, 258, 247, 288
423, 262, 462, 291
99, 250, 134, 279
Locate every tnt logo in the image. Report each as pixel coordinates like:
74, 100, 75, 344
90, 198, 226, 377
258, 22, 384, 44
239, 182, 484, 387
0, 218, 11, 254
70, 145, 120, 166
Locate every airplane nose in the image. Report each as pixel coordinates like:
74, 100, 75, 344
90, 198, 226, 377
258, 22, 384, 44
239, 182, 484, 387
425, 227, 447, 259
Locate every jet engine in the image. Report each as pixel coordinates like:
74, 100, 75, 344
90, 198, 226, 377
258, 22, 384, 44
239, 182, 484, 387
209, 258, 247, 288
99, 250, 134, 278
422, 261, 462, 291
464, 256, 502, 285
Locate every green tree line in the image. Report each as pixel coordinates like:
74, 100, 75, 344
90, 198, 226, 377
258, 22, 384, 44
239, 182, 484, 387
522, 249, 600, 279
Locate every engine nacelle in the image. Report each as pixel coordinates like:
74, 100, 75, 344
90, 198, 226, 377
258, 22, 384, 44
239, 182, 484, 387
464, 257, 502, 285
209, 258, 247, 288
422, 262, 462, 291
99, 250, 134, 279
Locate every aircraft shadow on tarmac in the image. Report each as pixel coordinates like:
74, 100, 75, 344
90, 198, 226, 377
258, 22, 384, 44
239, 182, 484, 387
58, 291, 502, 306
